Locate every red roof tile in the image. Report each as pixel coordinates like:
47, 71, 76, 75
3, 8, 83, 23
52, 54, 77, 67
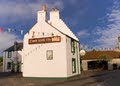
83, 51, 120, 60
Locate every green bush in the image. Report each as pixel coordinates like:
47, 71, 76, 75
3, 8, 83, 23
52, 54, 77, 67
0, 57, 3, 66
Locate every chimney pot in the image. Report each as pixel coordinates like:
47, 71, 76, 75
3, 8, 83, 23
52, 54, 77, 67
42, 4, 46, 11
51, 7, 58, 11
50, 7, 60, 21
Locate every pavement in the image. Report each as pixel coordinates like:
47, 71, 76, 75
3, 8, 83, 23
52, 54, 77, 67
0, 70, 119, 86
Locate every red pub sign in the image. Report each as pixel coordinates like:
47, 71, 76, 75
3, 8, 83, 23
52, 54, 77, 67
29, 36, 61, 44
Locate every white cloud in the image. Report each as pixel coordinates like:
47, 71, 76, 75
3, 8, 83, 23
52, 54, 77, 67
0, 32, 22, 56
95, 0, 120, 48
77, 30, 89, 38
0, 1, 63, 24
0, 1, 63, 55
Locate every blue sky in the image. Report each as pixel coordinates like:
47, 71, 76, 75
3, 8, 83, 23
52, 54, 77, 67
0, 0, 120, 55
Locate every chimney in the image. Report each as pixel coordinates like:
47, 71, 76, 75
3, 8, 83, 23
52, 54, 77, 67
37, 4, 47, 22
42, 4, 46, 11
50, 7, 60, 21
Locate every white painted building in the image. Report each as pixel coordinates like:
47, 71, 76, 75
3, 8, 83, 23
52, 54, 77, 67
82, 51, 120, 71
3, 42, 23, 72
22, 5, 81, 78
118, 36, 120, 49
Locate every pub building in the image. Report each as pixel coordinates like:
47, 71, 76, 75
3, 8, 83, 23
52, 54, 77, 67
22, 5, 81, 78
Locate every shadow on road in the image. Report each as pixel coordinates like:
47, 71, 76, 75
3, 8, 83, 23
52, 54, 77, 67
0, 72, 22, 79
92, 70, 120, 86
44, 70, 113, 86
0, 70, 119, 86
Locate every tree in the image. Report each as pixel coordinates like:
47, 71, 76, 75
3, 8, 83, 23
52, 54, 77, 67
98, 55, 112, 62
97, 55, 112, 70
92, 49, 96, 52
0, 57, 3, 67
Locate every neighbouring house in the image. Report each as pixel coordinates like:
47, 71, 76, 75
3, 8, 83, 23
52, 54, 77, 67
82, 51, 120, 71
113, 36, 120, 52
118, 36, 120, 49
3, 42, 23, 72
22, 5, 81, 78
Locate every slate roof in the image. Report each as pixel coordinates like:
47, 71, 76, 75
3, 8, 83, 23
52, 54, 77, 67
4, 42, 23, 52
83, 51, 120, 60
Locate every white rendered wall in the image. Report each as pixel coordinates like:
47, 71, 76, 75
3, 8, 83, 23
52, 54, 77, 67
23, 21, 68, 78
3, 51, 22, 72
17, 51, 22, 72
3, 52, 6, 72
66, 37, 81, 77
3, 51, 13, 72
108, 59, 120, 70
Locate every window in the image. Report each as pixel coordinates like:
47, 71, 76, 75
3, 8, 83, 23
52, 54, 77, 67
72, 58, 76, 73
8, 52, 12, 58
46, 50, 53, 60
71, 39, 76, 53
7, 62, 11, 69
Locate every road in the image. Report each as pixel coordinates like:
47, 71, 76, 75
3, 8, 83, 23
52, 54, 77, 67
0, 70, 119, 86
46, 70, 120, 86
97, 70, 120, 86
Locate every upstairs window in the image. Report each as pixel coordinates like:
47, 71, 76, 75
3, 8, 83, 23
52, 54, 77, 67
71, 39, 76, 54
8, 52, 12, 58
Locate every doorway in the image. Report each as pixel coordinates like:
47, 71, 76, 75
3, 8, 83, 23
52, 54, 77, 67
88, 60, 108, 70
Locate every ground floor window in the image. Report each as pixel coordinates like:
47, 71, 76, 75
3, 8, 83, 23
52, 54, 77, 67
72, 58, 76, 73
7, 62, 11, 69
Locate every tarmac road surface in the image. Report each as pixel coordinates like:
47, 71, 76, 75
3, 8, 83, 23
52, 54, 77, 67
0, 70, 119, 86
